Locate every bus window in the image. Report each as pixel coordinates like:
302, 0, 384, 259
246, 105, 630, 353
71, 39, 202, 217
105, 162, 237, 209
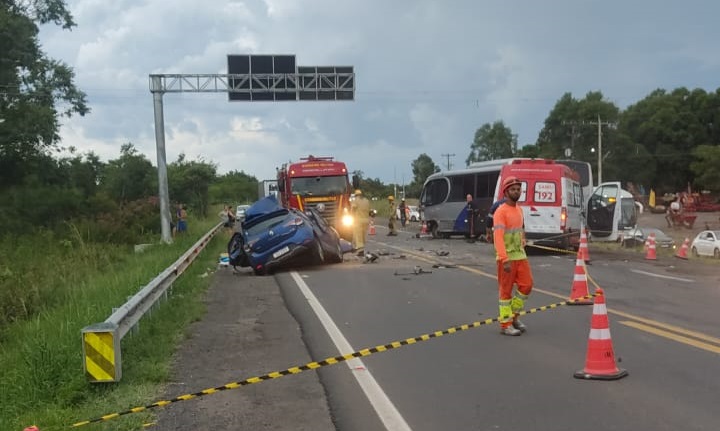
571, 183, 582, 207
475, 172, 499, 198
420, 178, 449, 206
448, 174, 474, 202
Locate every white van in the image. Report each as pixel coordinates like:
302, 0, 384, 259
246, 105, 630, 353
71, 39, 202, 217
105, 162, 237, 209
493, 159, 583, 250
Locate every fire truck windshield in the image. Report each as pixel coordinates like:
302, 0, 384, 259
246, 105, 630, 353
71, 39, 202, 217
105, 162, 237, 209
291, 176, 347, 196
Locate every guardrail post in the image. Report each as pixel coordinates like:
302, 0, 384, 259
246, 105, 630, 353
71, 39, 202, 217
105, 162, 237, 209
82, 322, 122, 382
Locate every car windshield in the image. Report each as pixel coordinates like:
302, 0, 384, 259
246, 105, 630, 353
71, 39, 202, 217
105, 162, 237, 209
291, 175, 347, 196
643, 228, 668, 238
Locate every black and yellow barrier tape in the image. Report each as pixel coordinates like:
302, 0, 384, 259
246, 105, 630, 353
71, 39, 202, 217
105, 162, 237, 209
70, 293, 598, 428
526, 243, 578, 255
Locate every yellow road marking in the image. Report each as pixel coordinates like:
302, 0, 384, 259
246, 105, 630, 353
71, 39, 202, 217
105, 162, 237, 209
619, 321, 720, 354
376, 240, 720, 352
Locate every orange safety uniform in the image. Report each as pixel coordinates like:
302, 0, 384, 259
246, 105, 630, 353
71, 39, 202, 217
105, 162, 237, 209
493, 202, 533, 328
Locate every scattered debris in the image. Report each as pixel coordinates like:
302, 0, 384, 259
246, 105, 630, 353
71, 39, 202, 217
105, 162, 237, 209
432, 264, 458, 269
434, 250, 450, 256
363, 252, 379, 263
394, 266, 433, 276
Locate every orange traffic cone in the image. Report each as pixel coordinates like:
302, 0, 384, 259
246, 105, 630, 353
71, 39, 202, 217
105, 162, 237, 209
368, 219, 376, 236
24, 427, 40, 431
574, 288, 628, 380
578, 224, 590, 262
644, 233, 657, 260
674, 237, 689, 259
568, 253, 592, 305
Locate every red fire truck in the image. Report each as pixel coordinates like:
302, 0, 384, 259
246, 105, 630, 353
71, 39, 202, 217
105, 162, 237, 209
277, 155, 354, 239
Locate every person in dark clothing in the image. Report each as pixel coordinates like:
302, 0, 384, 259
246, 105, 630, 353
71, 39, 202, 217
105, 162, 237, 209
485, 198, 507, 242
398, 198, 408, 227
466, 194, 484, 242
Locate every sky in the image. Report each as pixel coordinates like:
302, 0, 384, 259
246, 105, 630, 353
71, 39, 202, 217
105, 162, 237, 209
39, 0, 720, 184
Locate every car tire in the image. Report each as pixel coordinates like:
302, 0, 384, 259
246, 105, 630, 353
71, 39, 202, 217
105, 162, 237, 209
715, 248, 720, 259
691, 246, 699, 257
431, 222, 440, 239
411, 216, 417, 222
332, 242, 343, 263
314, 240, 325, 264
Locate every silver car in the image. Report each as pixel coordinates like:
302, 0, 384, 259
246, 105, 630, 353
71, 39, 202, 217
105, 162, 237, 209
690, 230, 720, 258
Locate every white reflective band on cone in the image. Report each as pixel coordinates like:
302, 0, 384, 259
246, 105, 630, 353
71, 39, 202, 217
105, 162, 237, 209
593, 303, 607, 314
589, 328, 612, 340
573, 274, 587, 281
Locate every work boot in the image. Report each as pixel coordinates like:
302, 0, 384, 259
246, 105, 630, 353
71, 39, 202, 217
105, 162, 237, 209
512, 319, 527, 333
388, 232, 397, 236
500, 326, 522, 336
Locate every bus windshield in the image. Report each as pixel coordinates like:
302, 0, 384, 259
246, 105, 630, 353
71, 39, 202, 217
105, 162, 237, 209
291, 176, 347, 196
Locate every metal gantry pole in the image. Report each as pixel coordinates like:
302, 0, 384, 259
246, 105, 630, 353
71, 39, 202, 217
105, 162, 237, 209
151, 76, 172, 244
597, 114, 603, 185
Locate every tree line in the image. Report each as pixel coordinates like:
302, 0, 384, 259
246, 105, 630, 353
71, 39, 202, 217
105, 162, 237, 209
465, 90, 720, 194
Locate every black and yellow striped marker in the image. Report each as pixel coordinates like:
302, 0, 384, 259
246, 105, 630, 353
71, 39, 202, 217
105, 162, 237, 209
71, 294, 597, 428
82, 322, 121, 382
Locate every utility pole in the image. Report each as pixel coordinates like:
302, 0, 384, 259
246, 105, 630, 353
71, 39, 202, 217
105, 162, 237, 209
441, 153, 455, 171
562, 117, 615, 184
588, 115, 615, 184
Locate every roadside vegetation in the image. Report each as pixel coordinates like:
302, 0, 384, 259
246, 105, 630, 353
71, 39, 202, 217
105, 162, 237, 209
0, 215, 230, 431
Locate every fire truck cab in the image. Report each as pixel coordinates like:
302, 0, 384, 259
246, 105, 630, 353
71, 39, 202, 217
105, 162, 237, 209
277, 155, 354, 239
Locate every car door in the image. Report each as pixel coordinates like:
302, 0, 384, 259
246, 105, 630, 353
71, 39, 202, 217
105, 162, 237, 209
586, 182, 623, 241
701, 232, 716, 255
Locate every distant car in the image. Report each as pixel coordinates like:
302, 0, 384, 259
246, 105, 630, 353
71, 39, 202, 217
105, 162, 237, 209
228, 196, 344, 275
397, 205, 421, 222
236, 204, 251, 222
690, 230, 720, 258
620, 227, 676, 249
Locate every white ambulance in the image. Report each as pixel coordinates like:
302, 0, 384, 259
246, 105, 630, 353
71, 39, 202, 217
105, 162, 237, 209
493, 159, 584, 250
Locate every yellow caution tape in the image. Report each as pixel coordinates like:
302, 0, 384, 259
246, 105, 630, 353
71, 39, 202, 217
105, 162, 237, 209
70, 293, 598, 428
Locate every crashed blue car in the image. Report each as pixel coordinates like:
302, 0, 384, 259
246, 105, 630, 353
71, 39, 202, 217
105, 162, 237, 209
228, 195, 345, 275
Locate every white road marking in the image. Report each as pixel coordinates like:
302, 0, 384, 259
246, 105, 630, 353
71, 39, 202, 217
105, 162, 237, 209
290, 271, 412, 431
630, 269, 694, 283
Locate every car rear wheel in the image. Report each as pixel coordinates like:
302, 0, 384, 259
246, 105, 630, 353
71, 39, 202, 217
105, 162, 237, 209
330, 241, 343, 263
411, 216, 417, 222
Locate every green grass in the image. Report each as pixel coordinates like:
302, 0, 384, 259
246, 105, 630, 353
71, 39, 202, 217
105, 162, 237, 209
0, 216, 230, 431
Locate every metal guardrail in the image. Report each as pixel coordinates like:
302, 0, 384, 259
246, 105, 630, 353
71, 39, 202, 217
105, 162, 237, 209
81, 222, 224, 382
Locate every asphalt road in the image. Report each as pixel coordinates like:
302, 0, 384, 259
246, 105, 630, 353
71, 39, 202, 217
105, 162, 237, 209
156, 224, 720, 430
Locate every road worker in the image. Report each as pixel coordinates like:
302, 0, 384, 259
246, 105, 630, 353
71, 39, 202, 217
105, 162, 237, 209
492, 176, 534, 336
351, 189, 371, 256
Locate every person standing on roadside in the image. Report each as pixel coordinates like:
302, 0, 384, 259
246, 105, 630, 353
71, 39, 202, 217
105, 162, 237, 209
176, 203, 188, 234
493, 177, 533, 336
387, 195, 398, 236
351, 189, 371, 256
398, 198, 408, 227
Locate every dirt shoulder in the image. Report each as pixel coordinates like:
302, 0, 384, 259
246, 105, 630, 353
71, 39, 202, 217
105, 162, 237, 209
154, 266, 335, 431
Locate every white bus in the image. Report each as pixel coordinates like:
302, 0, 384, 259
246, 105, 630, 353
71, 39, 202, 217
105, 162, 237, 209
419, 159, 514, 239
